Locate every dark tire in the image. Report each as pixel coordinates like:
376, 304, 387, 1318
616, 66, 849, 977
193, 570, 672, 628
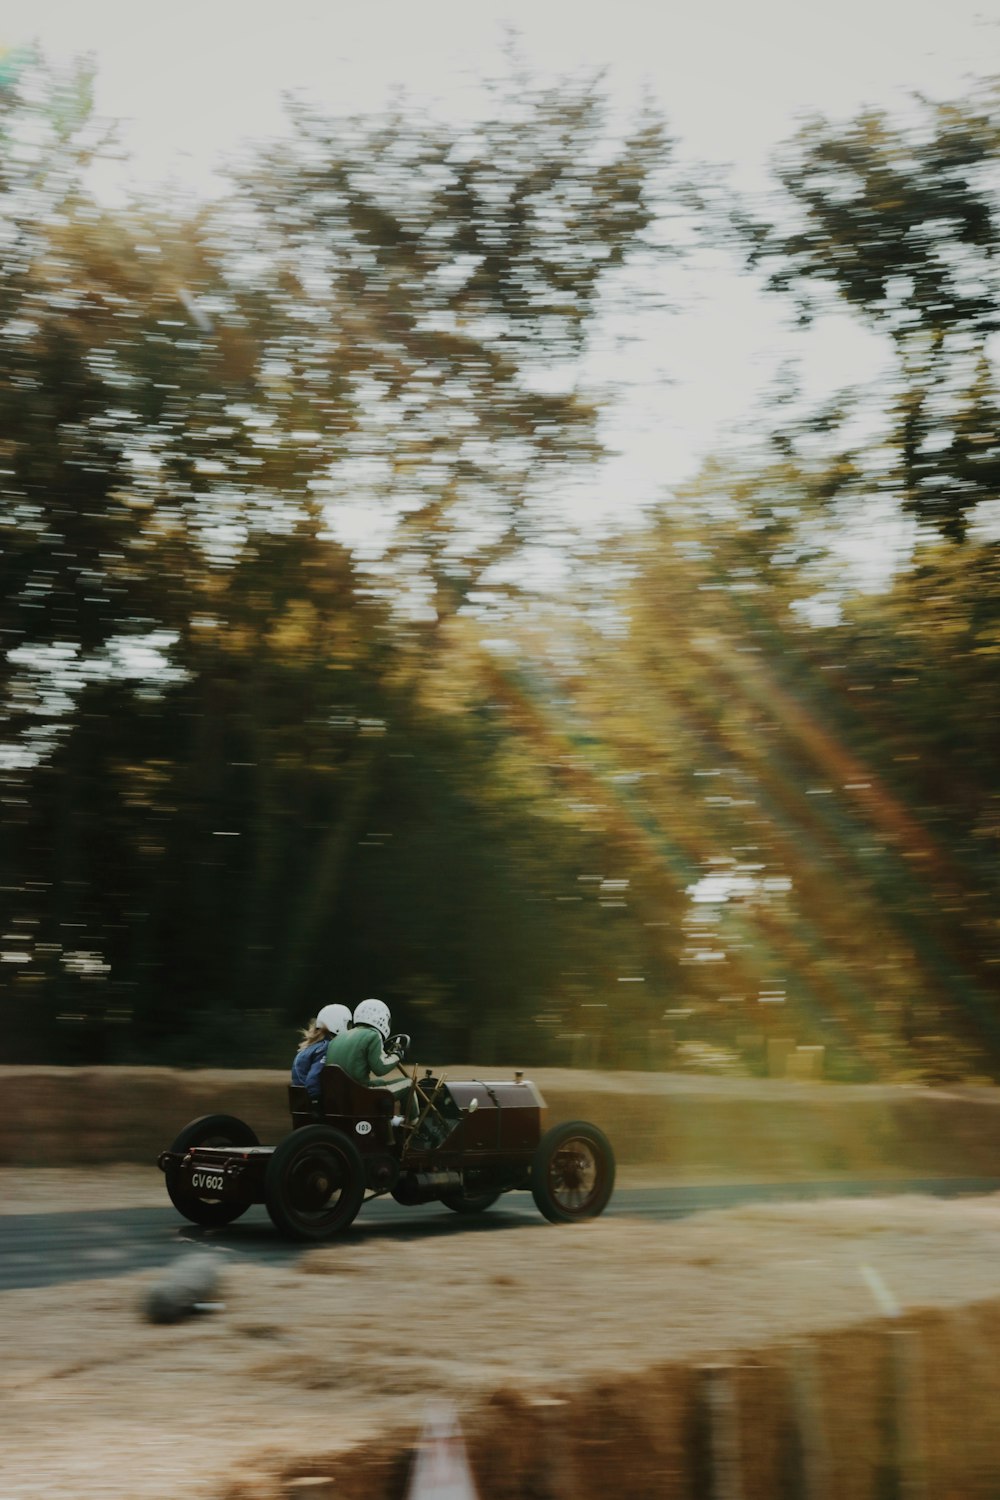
530, 1120, 615, 1224
264, 1125, 366, 1241
165, 1113, 259, 1228
440, 1187, 501, 1215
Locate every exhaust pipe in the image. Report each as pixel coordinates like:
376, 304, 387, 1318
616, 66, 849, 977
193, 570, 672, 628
392, 1170, 463, 1205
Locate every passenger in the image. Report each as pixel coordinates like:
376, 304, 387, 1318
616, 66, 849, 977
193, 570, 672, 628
291, 1004, 352, 1101
326, 998, 408, 1093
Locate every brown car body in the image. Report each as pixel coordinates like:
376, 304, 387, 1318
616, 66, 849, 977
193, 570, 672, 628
158, 1065, 614, 1241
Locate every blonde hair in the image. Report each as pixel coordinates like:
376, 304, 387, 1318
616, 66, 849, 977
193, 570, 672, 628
296, 1019, 331, 1053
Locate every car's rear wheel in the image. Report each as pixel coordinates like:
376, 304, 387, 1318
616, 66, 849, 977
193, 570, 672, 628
530, 1120, 615, 1223
264, 1125, 366, 1241
165, 1113, 259, 1227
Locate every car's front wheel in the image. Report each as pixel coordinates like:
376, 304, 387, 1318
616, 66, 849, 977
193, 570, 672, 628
165, 1113, 259, 1228
264, 1125, 366, 1241
530, 1120, 615, 1223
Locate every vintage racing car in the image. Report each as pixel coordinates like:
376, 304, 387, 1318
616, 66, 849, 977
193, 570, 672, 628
158, 1064, 615, 1241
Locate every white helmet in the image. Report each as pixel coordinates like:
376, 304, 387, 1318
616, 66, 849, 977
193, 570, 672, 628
316, 1003, 352, 1037
353, 998, 391, 1040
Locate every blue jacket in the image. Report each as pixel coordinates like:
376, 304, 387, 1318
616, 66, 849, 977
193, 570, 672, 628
291, 1039, 329, 1099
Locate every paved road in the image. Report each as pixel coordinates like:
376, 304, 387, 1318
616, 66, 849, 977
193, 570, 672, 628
3, 1177, 999, 1292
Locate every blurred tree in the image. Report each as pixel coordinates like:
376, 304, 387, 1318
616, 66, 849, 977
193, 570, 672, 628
0, 56, 682, 1064
745, 89, 1000, 542
233, 72, 674, 618
568, 461, 1000, 1079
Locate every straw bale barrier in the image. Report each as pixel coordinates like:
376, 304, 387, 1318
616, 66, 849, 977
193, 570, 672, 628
3, 1065, 1000, 1179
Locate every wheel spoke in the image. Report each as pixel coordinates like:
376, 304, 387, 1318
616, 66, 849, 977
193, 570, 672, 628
550, 1139, 600, 1212
288, 1149, 350, 1219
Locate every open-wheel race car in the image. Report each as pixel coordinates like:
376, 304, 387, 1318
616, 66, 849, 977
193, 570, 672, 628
158, 1065, 615, 1241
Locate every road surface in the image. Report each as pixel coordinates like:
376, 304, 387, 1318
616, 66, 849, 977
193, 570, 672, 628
3, 1177, 999, 1292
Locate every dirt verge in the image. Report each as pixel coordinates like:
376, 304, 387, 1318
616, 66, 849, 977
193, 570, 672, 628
5, 1183, 1000, 1499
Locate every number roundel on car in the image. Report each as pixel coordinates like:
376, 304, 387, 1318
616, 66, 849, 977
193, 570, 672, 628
355, 1120, 373, 1135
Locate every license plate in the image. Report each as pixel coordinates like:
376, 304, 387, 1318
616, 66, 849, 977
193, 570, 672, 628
189, 1169, 226, 1196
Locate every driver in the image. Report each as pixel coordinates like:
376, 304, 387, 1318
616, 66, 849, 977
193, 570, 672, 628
325, 999, 409, 1093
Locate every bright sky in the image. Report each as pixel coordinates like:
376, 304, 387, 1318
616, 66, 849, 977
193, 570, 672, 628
4, 0, 997, 535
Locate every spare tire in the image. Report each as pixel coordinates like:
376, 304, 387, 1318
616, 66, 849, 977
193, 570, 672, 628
165, 1113, 259, 1228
